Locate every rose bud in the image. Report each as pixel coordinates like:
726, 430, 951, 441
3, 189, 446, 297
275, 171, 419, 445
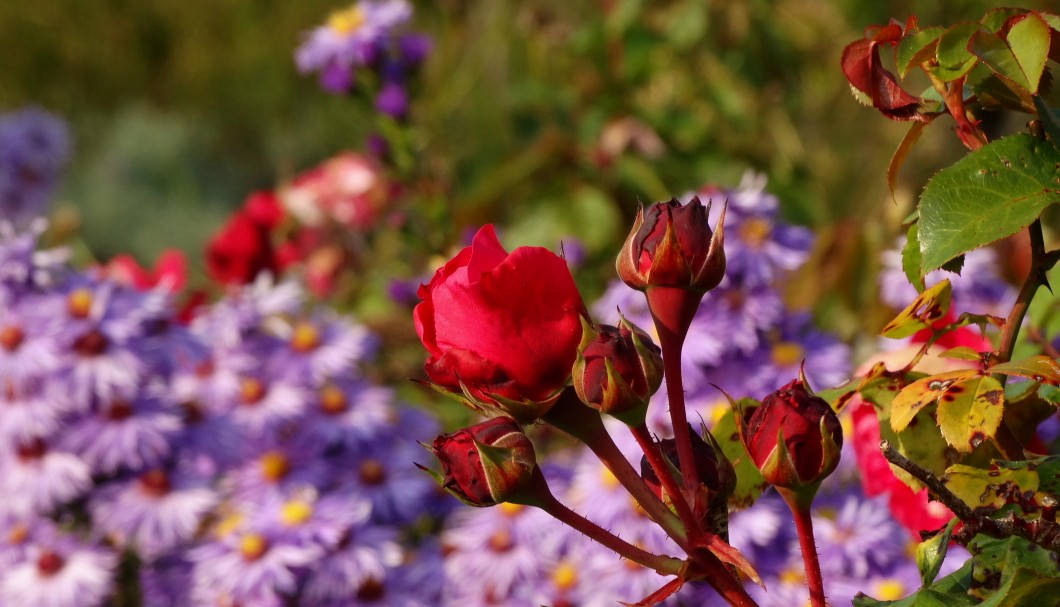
736, 378, 842, 495
640, 424, 736, 533
615, 197, 725, 341
419, 416, 537, 507
572, 316, 663, 425
616, 196, 725, 294
414, 225, 588, 422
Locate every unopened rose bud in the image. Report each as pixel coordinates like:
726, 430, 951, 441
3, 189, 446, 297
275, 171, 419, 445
419, 416, 537, 507
572, 316, 662, 425
737, 379, 842, 494
616, 197, 725, 294
640, 424, 735, 531
616, 197, 725, 341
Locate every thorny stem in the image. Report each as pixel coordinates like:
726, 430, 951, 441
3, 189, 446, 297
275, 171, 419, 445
693, 552, 761, 607
630, 423, 700, 542
542, 394, 689, 548
777, 489, 827, 607
880, 440, 1060, 552
650, 304, 703, 538
524, 467, 684, 575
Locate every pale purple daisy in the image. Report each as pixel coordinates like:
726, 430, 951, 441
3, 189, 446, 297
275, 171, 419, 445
223, 373, 309, 435
0, 295, 62, 392
0, 438, 92, 517
0, 220, 69, 299
188, 525, 321, 607
0, 378, 64, 443
89, 467, 219, 560
299, 518, 404, 604
271, 310, 375, 384
812, 492, 909, 579
59, 390, 181, 474
334, 431, 440, 524
0, 533, 118, 607
292, 379, 393, 453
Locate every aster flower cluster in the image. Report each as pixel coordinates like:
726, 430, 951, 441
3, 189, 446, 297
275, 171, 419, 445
0, 107, 70, 228
431, 175, 966, 605
0, 222, 450, 606
295, 0, 431, 120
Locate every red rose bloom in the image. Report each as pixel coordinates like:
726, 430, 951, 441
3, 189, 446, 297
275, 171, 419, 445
414, 225, 587, 421
205, 211, 276, 285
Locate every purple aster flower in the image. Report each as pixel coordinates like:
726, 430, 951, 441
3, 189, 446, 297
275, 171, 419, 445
0, 438, 92, 517
0, 107, 71, 228
220, 440, 331, 502
812, 491, 908, 579
59, 390, 181, 475
295, 0, 414, 94
0, 533, 118, 607
292, 379, 393, 453
188, 526, 321, 607
441, 502, 561, 603
333, 430, 439, 524
397, 33, 433, 65
299, 518, 404, 604
89, 467, 218, 560
0, 295, 63, 393
223, 373, 309, 435
879, 235, 1016, 318
0, 221, 69, 300
272, 310, 375, 384
246, 487, 367, 551
0, 378, 64, 443
727, 492, 796, 577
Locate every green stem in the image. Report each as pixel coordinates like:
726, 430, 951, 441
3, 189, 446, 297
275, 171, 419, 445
778, 488, 826, 607
523, 467, 683, 575
630, 423, 700, 542
542, 393, 689, 547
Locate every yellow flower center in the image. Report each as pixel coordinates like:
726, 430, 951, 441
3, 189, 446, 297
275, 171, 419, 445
780, 566, 805, 585
290, 321, 321, 352
240, 533, 268, 561
552, 561, 578, 591
328, 6, 366, 35
738, 217, 772, 248
280, 500, 314, 526
260, 451, 290, 482
771, 342, 805, 367
67, 288, 93, 318
215, 512, 244, 538
240, 377, 267, 405
599, 466, 620, 489
499, 502, 524, 517
874, 579, 907, 601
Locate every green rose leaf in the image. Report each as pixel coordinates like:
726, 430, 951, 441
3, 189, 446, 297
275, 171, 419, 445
968, 535, 1060, 605
918, 134, 1060, 275
902, 223, 926, 292
1005, 12, 1051, 94
931, 22, 986, 82
897, 26, 944, 77
712, 405, 767, 510
917, 518, 960, 586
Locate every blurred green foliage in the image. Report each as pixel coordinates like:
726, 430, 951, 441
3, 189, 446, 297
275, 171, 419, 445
1, 0, 1050, 341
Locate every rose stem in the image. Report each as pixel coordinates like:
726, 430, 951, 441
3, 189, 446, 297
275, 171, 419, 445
542, 394, 689, 548
696, 552, 761, 607
778, 488, 826, 607
629, 423, 700, 540
647, 286, 703, 531
521, 467, 683, 575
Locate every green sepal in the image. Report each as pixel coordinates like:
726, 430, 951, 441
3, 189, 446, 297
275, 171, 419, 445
916, 518, 959, 586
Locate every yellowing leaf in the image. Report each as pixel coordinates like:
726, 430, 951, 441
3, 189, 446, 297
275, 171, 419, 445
890, 369, 980, 433
936, 375, 1005, 453
881, 279, 952, 339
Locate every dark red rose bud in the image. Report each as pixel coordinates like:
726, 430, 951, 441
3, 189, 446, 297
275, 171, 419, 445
737, 378, 842, 493
420, 416, 537, 507
616, 197, 726, 294
572, 316, 662, 425
616, 197, 725, 342
640, 424, 735, 531
414, 225, 588, 422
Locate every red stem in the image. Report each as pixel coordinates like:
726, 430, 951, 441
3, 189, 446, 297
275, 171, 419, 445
527, 468, 683, 575
695, 552, 761, 607
779, 489, 826, 607
655, 325, 702, 523
542, 394, 689, 547
630, 423, 700, 540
